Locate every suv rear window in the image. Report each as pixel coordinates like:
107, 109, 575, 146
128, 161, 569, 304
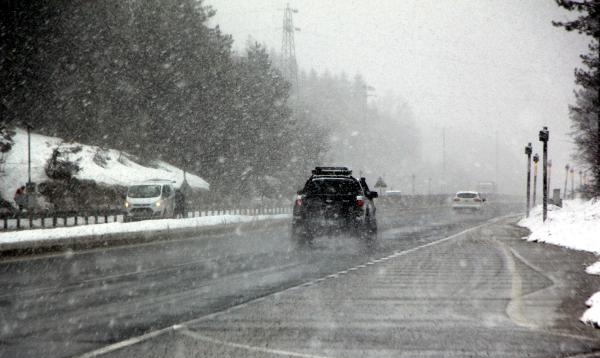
457, 192, 478, 199
306, 178, 361, 195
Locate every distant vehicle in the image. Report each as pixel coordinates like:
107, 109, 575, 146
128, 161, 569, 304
385, 190, 402, 197
452, 191, 485, 211
124, 179, 176, 221
291, 167, 378, 244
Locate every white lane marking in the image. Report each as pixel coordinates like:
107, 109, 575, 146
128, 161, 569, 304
179, 328, 341, 358
73, 219, 497, 358
74, 326, 175, 358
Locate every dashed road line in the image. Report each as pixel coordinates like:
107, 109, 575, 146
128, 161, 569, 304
178, 328, 341, 358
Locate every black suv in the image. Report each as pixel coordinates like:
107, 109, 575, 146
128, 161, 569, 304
291, 167, 378, 243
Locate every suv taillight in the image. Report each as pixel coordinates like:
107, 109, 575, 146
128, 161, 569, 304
453, 198, 460, 201
294, 195, 303, 207
473, 198, 481, 202
356, 196, 365, 207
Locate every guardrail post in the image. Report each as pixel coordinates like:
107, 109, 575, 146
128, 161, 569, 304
85, 213, 89, 225
74, 214, 78, 226
63, 214, 67, 227
52, 213, 57, 227
94, 212, 98, 224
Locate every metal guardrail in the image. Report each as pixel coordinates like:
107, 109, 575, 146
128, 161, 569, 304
1, 193, 523, 232
1, 206, 292, 231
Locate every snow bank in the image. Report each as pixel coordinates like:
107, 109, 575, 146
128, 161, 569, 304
0, 214, 290, 245
582, 292, 600, 327
1, 128, 209, 205
518, 198, 600, 327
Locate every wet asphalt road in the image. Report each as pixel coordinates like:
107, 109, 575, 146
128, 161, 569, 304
1, 203, 599, 358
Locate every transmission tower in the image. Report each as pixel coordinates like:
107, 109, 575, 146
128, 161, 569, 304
281, 3, 299, 89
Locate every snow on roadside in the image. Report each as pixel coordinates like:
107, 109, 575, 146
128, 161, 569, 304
582, 292, 600, 327
0, 214, 290, 245
519, 198, 600, 328
587, 261, 600, 276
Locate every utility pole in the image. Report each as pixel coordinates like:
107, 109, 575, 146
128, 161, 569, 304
525, 143, 532, 217
539, 127, 549, 222
281, 3, 299, 89
564, 164, 570, 200
532, 153, 539, 206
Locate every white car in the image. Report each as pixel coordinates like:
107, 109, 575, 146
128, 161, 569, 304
452, 191, 485, 211
124, 179, 176, 221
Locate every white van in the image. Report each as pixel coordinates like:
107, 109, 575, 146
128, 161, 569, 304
124, 179, 176, 221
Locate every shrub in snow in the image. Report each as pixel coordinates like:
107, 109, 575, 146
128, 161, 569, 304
45, 147, 82, 180
0, 125, 14, 153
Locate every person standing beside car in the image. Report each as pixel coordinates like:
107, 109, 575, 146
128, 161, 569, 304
14, 185, 26, 211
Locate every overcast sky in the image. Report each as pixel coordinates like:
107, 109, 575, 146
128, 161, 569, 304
207, 0, 590, 194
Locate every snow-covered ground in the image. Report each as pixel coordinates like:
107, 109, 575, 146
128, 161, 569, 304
1, 128, 209, 206
519, 199, 600, 327
0, 213, 290, 245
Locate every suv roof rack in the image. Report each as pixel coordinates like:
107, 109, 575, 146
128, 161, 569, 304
312, 167, 352, 176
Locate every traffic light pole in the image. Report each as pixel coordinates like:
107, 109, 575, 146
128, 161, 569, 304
525, 143, 532, 218
532, 153, 539, 206
539, 127, 549, 222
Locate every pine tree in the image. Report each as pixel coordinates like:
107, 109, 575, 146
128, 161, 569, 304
554, 0, 600, 196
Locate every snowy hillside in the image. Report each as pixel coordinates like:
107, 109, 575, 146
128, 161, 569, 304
1, 128, 209, 205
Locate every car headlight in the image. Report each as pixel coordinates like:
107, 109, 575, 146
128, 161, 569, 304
155, 201, 161, 207
124, 201, 130, 208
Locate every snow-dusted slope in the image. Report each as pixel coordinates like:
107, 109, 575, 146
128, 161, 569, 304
1, 128, 209, 203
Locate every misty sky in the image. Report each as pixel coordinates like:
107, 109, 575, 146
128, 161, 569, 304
207, 0, 590, 194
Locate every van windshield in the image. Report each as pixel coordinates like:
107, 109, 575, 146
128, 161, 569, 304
128, 185, 161, 198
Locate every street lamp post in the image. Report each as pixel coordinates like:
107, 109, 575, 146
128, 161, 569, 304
532, 153, 539, 206
538, 127, 549, 222
25, 123, 33, 184
525, 143, 532, 217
